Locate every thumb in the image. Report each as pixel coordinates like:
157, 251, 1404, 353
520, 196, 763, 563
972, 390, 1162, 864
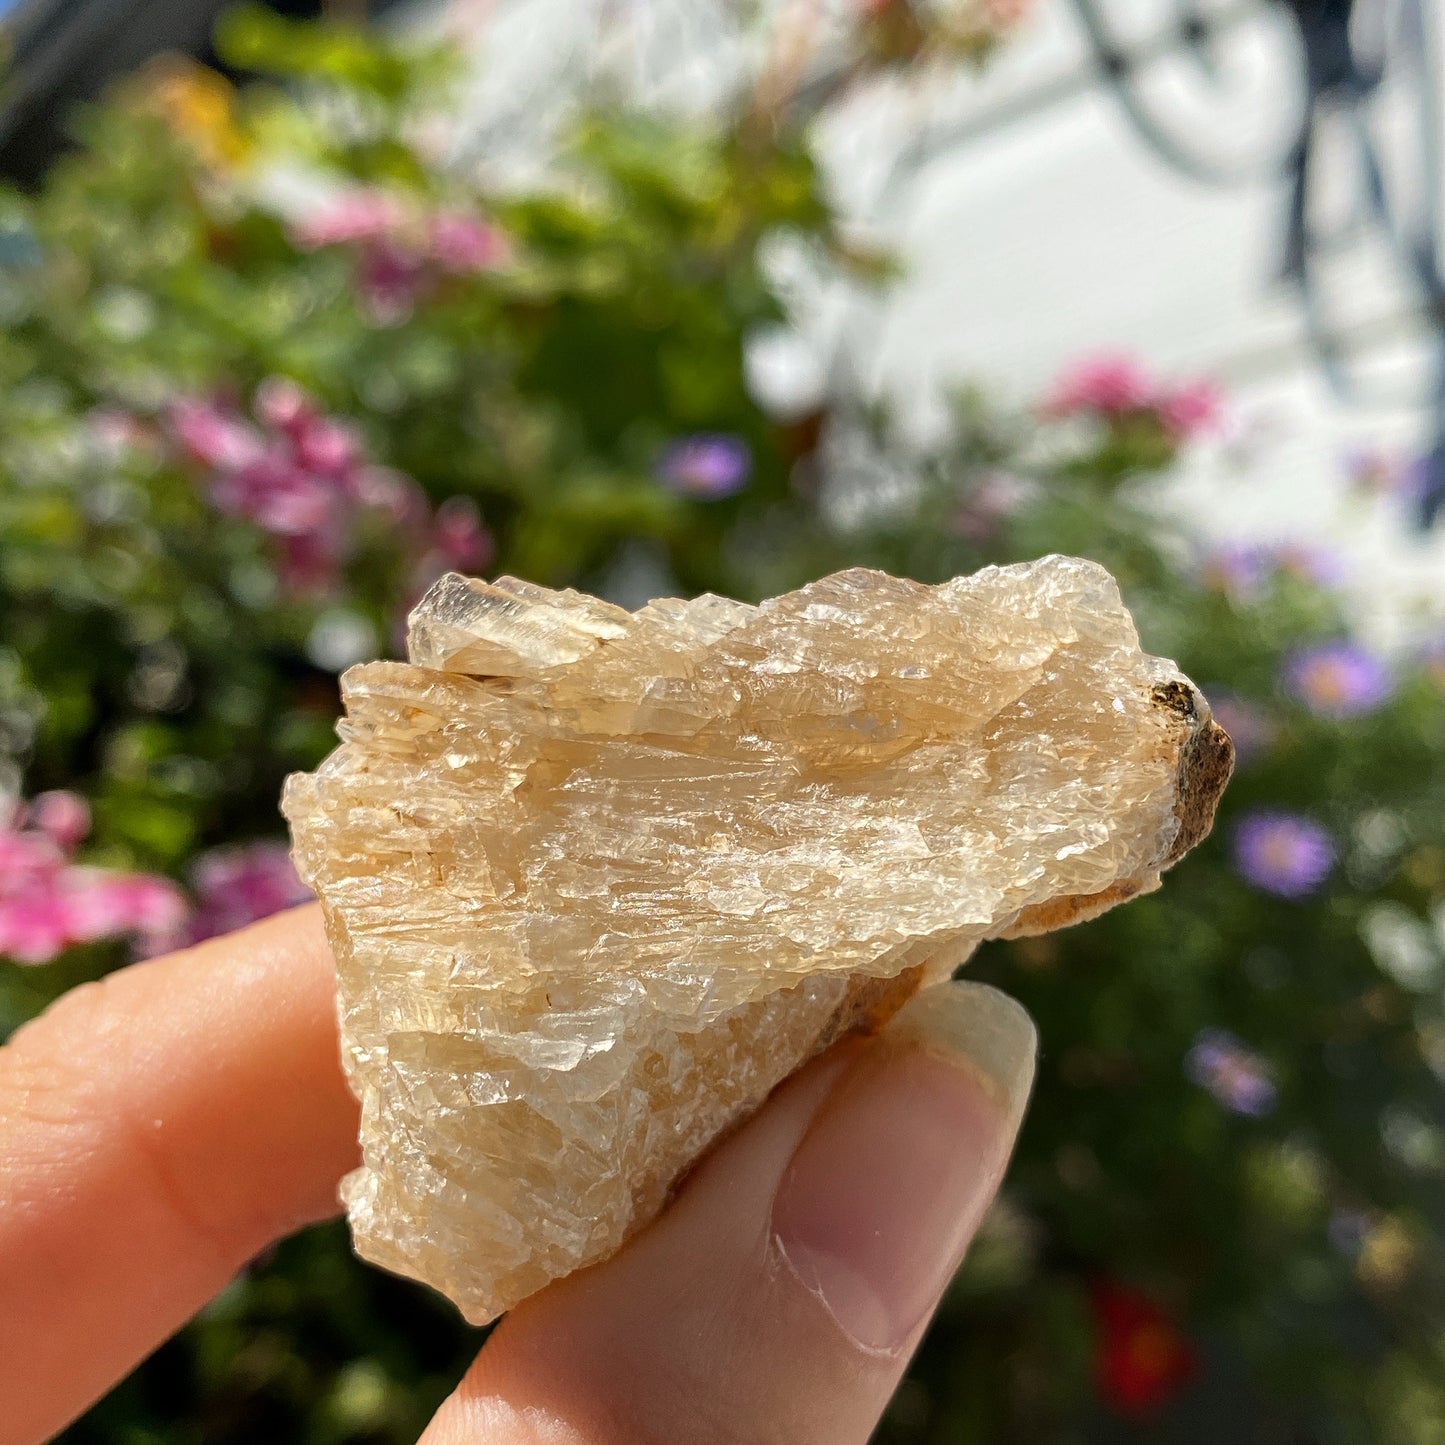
420, 980, 1037, 1445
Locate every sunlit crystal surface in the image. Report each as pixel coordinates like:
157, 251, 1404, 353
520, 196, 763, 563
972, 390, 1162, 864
283, 557, 1232, 1323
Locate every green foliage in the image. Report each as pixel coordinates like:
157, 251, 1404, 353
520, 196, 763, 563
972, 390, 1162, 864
1, 17, 1442, 1444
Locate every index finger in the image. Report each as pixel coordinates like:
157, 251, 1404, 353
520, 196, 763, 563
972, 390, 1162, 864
0, 904, 359, 1445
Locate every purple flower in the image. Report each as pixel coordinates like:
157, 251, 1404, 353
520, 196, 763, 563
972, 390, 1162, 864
1186, 1028, 1277, 1115
1199, 542, 1271, 599
1345, 446, 1414, 499
1199, 541, 1347, 599
657, 434, 752, 499
1273, 543, 1349, 589
1232, 810, 1334, 897
1286, 642, 1393, 719
1204, 692, 1276, 764
185, 842, 313, 944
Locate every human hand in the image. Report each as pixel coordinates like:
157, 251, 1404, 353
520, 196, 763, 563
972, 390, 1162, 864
0, 905, 1035, 1445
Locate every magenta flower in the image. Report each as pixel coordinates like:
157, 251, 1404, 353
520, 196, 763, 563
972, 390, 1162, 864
185, 842, 313, 943
1186, 1029, 1277, 1116
1204, 692, 1276, 763
29, 790, 91, 849
292, 188, 510, 323
657, 434, 753, 499
351, 466, 433, 531
0, 798, 190, 964
1286, 642, 1393, 719
0, 893, 76, 964
254, 375, 314, 433
1044, 355, 1156, 416
1044, 354, 1223, 442
431, 496, 495, 571
429, 211, 509, 273
170, 398, 265, 471
63, 870, 189, 952
1157, 379, 1223, 440
357, 239, 431, 326
0, 827, 62, 880
1232, 810, 1334, 898
167, 382, 433, 596
291, 188, 406, 250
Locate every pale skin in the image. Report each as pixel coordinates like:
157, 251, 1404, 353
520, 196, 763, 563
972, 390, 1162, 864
0, 905, 1033, 1445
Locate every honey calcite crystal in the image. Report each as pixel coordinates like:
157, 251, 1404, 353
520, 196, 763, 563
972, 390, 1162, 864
283, 556, 1232, 1323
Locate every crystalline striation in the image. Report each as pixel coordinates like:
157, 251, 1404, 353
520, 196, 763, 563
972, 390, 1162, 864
282, 557, 1232, 1323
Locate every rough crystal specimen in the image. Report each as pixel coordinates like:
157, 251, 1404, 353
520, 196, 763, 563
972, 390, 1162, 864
283, 556, 1232, 1323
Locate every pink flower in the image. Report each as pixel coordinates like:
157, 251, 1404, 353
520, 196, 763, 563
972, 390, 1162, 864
431, 496, 495, 571
254, 375, 315, 434
29, 790, 91, 849
0, 827, 63, 885
0, 894, 75, 965
292, 188, 407, 250
166, 383, 429, 597
170, 398, 264, 470
1044, 355, 1156, 417
276, 531, 347, 596
358, 239, 430, 326
0, 796, 191, 964
1043, 353, 1223, 441
63, 870, 189, 946
352, 467, 432, 531
88, 408, 153, 458
295, 416, 361, 476
186, 842, 313, 943
428, 211, 509, 273
1158, 379, 1223, 440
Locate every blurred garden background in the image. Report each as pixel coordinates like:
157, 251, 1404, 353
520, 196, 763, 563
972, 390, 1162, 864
2, 0, 1445, 1440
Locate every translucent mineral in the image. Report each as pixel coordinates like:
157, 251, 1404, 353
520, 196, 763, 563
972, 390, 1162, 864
282, 556, 1232, 1323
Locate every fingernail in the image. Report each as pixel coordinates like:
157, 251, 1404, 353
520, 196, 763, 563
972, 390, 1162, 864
771, 981, 1036, 1352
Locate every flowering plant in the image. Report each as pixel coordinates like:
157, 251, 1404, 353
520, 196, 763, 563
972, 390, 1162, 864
1, 13, 1442, 1445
